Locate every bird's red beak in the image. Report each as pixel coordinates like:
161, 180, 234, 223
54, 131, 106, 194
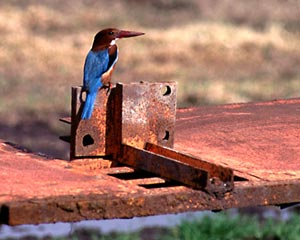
117, 30, 145, 39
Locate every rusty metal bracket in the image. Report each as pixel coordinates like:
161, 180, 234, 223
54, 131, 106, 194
62, 81, 234, 195
70, 82, 177, 159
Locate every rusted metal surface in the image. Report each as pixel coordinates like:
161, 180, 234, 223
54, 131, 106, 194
70, 82, 177, 159
175, 98, 300, 181
4, 179, 300, 226
68, 82, 235, 193
121, 82, 177, 149
2, 98, 300, 225
145, 142, 234, 192
117, 144, 233, 196
71, 87, 109, 158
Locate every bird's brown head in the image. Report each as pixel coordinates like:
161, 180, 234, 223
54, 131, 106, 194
92, 28, 144, 51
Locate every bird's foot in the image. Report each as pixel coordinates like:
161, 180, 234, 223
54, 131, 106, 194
101, 83, 112, 95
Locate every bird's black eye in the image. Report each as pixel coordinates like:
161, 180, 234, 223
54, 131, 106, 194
108, 31, 114, 35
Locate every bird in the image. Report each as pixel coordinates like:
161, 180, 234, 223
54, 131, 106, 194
81, 28, 145, 120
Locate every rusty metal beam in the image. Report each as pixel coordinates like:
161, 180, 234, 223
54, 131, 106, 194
117, 143, 233, 196
145, 143, 234, 193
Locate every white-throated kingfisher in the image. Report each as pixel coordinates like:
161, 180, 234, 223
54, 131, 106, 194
81, 28, 144, 120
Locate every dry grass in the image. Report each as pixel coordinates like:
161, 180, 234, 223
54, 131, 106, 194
0, 0, 299, 158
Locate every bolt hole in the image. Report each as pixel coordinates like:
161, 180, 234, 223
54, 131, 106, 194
162, 131, 170, 141
82, 134, 94, 146
80, 90, 87, 103
161, 85, 171, 96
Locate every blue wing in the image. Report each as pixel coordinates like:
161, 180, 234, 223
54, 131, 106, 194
83, 50, 109, 92
81, 48, 118, 119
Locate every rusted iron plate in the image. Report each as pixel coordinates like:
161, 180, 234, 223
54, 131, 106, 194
1, 141, 300, 226
2, 99, 300, 225
175, 98, 300, 181
1, 137, 300, 225
2, 180, 300, 226
70, 82, 177, 159
71, 86, 109, 158
121, 82, 177, 149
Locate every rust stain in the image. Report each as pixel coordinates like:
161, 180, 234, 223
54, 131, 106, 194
70, 82, 177, 159
175, 98, 300, 181
2, 98, 300, 225
144, 142, 234, 196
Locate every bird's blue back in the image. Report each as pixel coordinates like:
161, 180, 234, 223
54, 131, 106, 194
83, 48, 118, 92
84, 50, 108, 92
81, 47, 118, 119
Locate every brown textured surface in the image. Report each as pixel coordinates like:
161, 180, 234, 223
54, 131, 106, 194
71, 82, 177, 159
175, 98, 300, 181
1, 98, 300, 225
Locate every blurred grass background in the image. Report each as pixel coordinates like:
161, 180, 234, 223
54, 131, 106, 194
0, 0, 299, 159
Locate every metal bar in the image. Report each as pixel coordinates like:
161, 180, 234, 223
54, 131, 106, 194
145, 142, 234, 191
117, 144, 233, 196
59, 117, 71, 125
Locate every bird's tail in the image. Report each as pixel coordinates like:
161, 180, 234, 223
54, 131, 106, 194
81, 92, 97, 120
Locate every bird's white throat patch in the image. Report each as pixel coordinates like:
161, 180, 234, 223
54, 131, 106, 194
110, 39, 118, 45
